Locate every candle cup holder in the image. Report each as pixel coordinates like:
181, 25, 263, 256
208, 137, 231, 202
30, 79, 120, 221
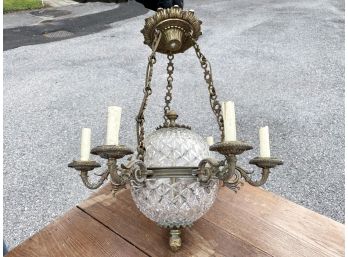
90, 145, 133, 159
209, 141, 253, 156
68, 160, 101, 172
249, 157, 284, 169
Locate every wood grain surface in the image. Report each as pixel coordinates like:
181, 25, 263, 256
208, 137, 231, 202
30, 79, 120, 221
6, 207, 148, 257
78, 185, 272, 257
7, 184, 345, 257
205, 185, 345, 257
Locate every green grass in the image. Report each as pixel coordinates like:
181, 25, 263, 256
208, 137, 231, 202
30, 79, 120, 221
4, 0, 43, 13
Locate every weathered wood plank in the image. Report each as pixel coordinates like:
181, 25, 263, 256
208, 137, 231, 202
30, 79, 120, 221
78, 185, 272, 257
6, 207, 148, 257
81, 184, 344, 257
8, 183, 344, 257
203, 185, 345, 257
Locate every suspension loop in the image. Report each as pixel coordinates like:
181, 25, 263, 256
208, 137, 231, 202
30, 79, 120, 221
189, 35, 224, 140
136, 31, 162, 161
163, 54, 175, 123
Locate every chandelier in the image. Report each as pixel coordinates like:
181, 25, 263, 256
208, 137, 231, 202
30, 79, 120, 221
69, 6, 283, 252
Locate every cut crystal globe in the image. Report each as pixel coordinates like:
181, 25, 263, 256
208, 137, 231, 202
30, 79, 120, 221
130, 127, 220, 228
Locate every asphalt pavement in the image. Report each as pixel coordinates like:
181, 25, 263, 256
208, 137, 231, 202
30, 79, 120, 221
3, 0, 344, 249
4, 1, 148, 50
4, 2, 117, 29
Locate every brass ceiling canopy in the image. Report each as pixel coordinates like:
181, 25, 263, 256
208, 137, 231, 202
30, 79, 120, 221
141, 6, 202, 54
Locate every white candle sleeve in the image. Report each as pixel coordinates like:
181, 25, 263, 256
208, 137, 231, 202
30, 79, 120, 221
80, 128, 91, 161
223, 101, 237, 141
106, 106, 122, 145
207, 136, 214, 146
259, 126, 271, 157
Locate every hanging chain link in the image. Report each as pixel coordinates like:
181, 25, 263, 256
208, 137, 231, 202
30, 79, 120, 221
136, 31, 162, 160
163, 54, 174, 123
189, 35, 224, 140
136, 31, 224, 160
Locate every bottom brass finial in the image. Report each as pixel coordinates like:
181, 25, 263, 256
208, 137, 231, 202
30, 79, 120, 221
169, 229, 182, 252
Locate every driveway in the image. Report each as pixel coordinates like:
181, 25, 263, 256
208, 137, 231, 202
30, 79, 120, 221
3, 0, 344, 249
4, 1, 148, 50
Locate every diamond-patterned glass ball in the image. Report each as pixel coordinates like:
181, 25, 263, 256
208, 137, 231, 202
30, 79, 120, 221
130, 127, 219, 228
144, 127, 210, 167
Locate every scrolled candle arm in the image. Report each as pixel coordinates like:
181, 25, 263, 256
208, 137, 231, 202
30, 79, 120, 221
80, 169, 110, 190
108, 158, 129, 194
235, 166, 270, 187
70, 143, 282, 195
68, 160, 107, 190
69, 145, 137, 193
235, 156, 284, 187
69, 149, 154, 197
197, 150, 283, 190
197, 158, 222, 183
121, 159, 151, 185
197, 155, 241, 191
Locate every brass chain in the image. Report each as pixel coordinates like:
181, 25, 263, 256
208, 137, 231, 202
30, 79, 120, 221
189, 35, 224, 140
136, 32, 224, 159
163, 54, 174, 123
136, 31, 162, 160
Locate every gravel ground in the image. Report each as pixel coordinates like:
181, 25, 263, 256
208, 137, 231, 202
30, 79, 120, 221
4, 0, 344, 249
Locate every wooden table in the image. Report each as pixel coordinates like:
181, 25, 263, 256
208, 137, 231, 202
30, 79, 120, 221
7, 184, 344, 257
